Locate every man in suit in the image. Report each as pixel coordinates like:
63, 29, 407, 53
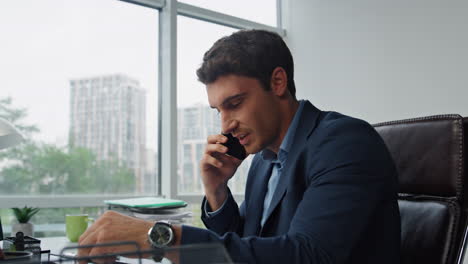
78, 29, 400, 263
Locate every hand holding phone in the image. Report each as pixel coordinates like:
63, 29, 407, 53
221, 133, 247, 160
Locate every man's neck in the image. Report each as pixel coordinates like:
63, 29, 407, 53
268, 99, 300, 154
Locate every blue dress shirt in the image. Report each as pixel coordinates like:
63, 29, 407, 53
260, 100, 305, 226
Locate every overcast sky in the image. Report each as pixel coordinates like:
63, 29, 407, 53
0, 0, 275, 149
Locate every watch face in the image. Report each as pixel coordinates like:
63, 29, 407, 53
150, 223, 173, 247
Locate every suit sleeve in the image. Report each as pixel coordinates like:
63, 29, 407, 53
201, 187, 245, 235
182, 119, 397, 264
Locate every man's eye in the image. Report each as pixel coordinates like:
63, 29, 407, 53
228, 101, 242, 109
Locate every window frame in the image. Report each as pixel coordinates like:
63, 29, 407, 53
0, 0, 285, 208
159, 0, 285, 204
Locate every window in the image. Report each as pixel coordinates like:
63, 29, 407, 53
0, 0, 159, 197
179, 0, 278, 26
0, 0, 282, 234
177, 17, 256, 195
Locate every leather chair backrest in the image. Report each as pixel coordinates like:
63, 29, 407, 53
374, 115, 465, 264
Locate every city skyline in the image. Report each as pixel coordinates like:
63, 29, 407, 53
0, 0, 275, 149
0, 0, 274, 196
69, 74, 147, 192
66, 73, 249, 194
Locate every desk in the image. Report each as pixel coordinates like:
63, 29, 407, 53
39, 237, 164, 263
40, 236, 76, 255
21, 237, 231, 264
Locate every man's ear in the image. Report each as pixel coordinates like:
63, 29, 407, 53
270, 67, 288, 97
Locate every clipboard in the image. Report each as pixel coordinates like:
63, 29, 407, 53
104, 197, 187, 211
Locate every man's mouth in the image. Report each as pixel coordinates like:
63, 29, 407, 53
235, 133, 249, 145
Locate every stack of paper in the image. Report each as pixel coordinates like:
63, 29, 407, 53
132, 211, 193, 221
104, 197, 192, 223
105, 197, 187, 209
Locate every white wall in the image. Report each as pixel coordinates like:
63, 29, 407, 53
283, 0, 468, 123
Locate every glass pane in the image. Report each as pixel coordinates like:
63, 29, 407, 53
0, 207, 104, 238
182, 203, 205, 229
177, 17, 252, 195
0, 0, 159, 196
180, 0, 277, 26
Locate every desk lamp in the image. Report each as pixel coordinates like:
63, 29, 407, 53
0, 117, 24, 240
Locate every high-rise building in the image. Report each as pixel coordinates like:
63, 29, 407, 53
69, 74, 146, 192
178, 104, 251, 194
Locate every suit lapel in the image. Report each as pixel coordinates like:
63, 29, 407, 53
260, 101, 321, 230
244, 159, 273, 236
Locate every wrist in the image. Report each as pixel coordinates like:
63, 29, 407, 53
172, 224, 182, 246
205, 186, 228, 211
161, 225, 181, 264
147, 221, 177, 262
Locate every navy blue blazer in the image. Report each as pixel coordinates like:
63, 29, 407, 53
182, 101, 401, 264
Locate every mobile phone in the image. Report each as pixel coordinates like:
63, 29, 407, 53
221, 133, 247, 160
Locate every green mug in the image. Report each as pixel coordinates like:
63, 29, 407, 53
65, 214, 93, 242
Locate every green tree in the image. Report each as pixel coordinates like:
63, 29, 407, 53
92, 157, 135, 193
64, 147, 98, 193
0, 96, 42, 193
0, 97, 135, 195
0, 97, 38, 136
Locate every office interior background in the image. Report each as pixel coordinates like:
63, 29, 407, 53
0, 0, 467, 235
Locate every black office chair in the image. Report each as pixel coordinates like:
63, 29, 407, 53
374, 115, 467, 264
0, 218, 3, 240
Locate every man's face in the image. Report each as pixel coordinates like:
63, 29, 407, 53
207, 74, 282, 154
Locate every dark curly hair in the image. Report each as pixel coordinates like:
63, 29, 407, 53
196, 29, 296, 99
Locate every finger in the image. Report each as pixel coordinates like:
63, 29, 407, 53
77, 234, 96, 264
201, 153, 224, 168
88, 246, 117, 264
90, 256, 116, 264
79, 215, 107, 243
205, 143, 228, 156
78, 225, 94, 244
78, 229, 114, 264
77, 216, 111, 263
80, 210, 118, 244
224, 152, 244, 164
207, 134, 227, 144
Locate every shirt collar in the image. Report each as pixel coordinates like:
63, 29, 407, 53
261, 100, 306, 163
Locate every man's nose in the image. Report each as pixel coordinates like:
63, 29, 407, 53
221, 114, 238, 134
